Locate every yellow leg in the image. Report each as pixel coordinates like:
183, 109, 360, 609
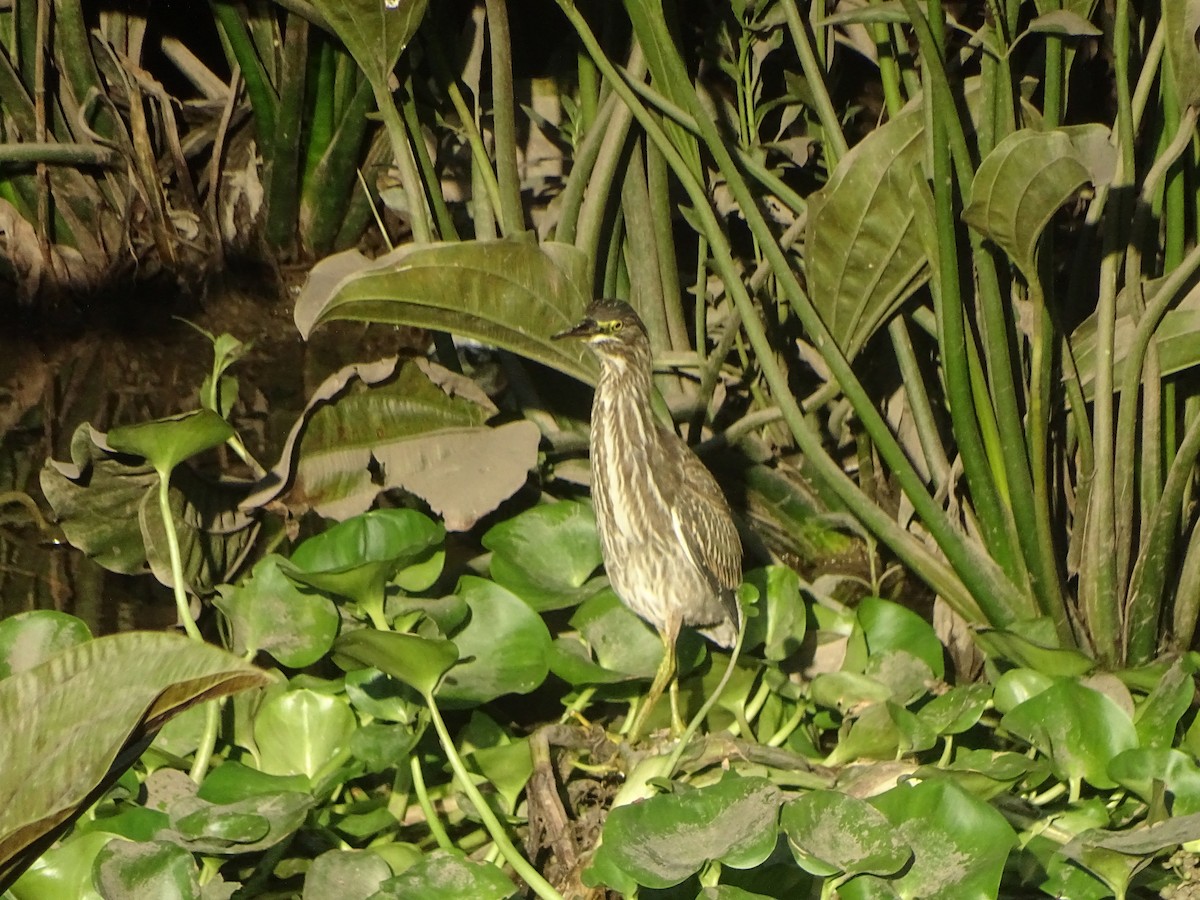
629, 617, 680, 741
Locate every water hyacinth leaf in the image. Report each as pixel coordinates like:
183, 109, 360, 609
855, 596, 944, 679
372, 849, 514, 898
166, 790, 314, 855
568, 589, 666, 679
335, 629, 459, 698
915, 749, 1048, 800
482, 500, 607, 611
781, 790, 910, 878
743, 565, 806, 662
303, 849, 392, 900
214, 555, 339, 668
106, 409, 235, 476
253, 688, 357, 779
93, 839, 199, 899
1001, 679, 1138, 788
963, 126, 1113, 284
810, 671, 893, 711
991, 667, 1056, 714
824, 703, 904, 766
349, 722, 421, 774
917, 683, 993, 735
547, 636, 635, 685
437, 576, 552, 705
0, 611, 91, 678
805, 108, 928, 358
294, 238, 595, 383
0, 633, 268, 892
587, 776, 783, 891
343, 667, 423, 724
1108, 748, 1200, 814
198, 762, 311, 805
861, 778, 1017, 899
8, 830, 115, 899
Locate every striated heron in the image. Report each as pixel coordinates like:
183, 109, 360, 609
554, 299, 743, 738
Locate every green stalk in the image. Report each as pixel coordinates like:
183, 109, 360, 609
780, 0, 847, 163
263, 12, 308, 252
210, 1, 277, 141
424, 693, 563, 900
558, 0, 1016, 624
410, 754, 453, 851
398, 69, 458, 241
483, 0, 525, 236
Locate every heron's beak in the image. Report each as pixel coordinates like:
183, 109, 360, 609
552, 318, 599, 341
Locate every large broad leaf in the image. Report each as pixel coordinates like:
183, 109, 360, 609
437, 577, 553, 706
1071, 278, 1200, 400
293, 238, 595, 384
805, 107, 928, 358
243, 357, 539, 529
586, 775, 783, 892
41, 424, 259, 593
1001, 678, 1138, 788
781, 790, 911, 878
0, 633, 269, 892
106, 409, 235, 478
482, 500, 607, 612
963, 125, 1114, 284
0, 611, 91, 678
305, 0, 427, 90
1164, 0, 1200, 108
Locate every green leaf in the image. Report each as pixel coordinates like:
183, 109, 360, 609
303, 849, 392, 900
1001, 679, 1139, 788
991, 667, 1056, 713
253, 688, 357, 779
861, 778, 1017, 899
343, 667, 423, 725
483, 500, 606, 611
335, 629, 459, 698
1133, 658, 1195, 748
106, 409, 235, 477
565, 589, 665, 680
1026, 10, 1102, 36
1164, 0, 1200, 107
304, 0, 427, 90
805, 108, 928, 358
0, 611, 91, 679
743, 565, 806, 662
93, 839, 199, 900
587, 775, 783, 890
0, 633, 268, 892
372, 849, 514, 898
963, 126, 1113, 284
917, 683, 993, 735
974, 625, 1094, 676
437, 577, 552, 705
856, 596, 944, 679
215, 555, 339, 668
781, 790, 911, 877
294, 238, 595, 383
8, 830, 113, 900
1109, 748, 1200, 815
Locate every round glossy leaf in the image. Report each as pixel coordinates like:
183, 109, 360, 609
915, 749, 1048, 800
867, 778, 1017, 898
214, 555, 339, 668
107, 409, 235, 475
856, 596, 944, 679
1001, 679, 1138, 788
95, 838, 209, 899
1109, 748, 1200, 814
482, 499, 606, 611
0, 611, 91, 678
372, 849, 515, 899
568, 589, 662, 679
253, 688, 357, 779
917, 683, 993, 735
350, 722, 421, 773
824, 703, 903, 767
547, 636, 638, 685
991, 667, 1055, 714
303, 849, 392, 900
9, 830, 113, 899
166, 791, 314, 855
335, 629, 459, 698
198, 762, 311, 804
586, 776, 783, 891
743, 565, 806, 662
781, 790, 910, 877
437, 577, 552, 705
344, 667, 423, 724
810, 671, 892, 711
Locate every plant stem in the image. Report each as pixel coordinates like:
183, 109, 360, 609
424, 692, 564, 900
410, 754, 454, 851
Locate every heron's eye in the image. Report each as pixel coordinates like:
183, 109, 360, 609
611, 320, 623, 332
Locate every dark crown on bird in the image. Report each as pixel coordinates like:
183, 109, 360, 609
552, 299, 650, 360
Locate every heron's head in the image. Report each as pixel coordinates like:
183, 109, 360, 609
552, 299, 650, 366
